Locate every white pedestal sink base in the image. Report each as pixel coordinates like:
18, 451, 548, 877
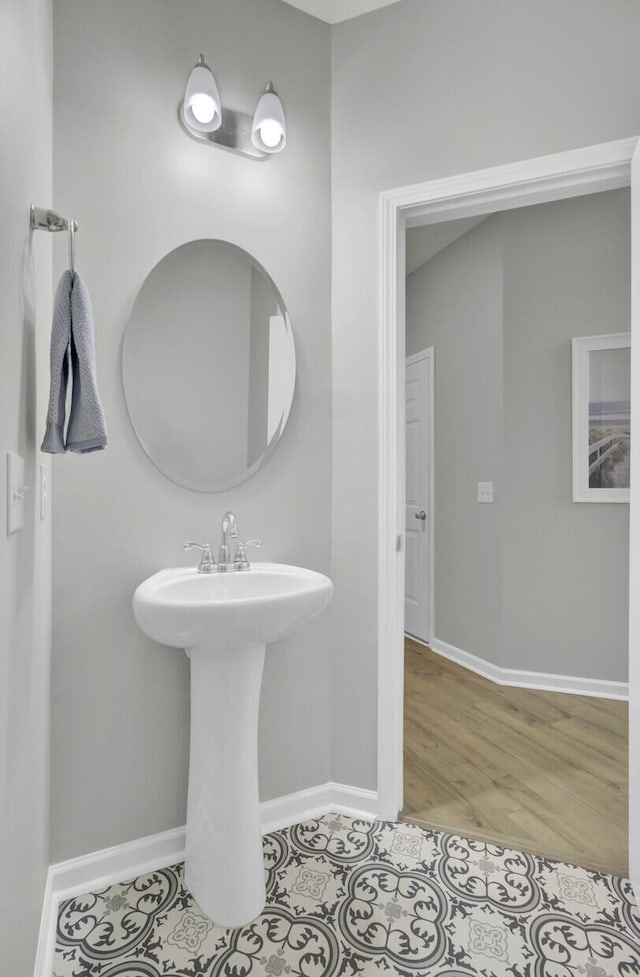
185, 642, 266, 928
132, 564, 333, 927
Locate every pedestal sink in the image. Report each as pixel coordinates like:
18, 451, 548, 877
132, 563, 332, 927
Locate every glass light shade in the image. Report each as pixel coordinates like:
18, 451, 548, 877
183, 57, 221, 134
251, 87, 286, 154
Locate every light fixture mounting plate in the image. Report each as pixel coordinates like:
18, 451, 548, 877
178, 105, 267, 160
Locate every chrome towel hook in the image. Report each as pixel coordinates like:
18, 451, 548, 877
30, 204, 79, 273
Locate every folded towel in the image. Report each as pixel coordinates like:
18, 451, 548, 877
41, 270, 73, 453
41, 271, 108, 454
65, 273, 108, 452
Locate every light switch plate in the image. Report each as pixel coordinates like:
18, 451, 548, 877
477, 481, 494, 503
7, 451, 25, 534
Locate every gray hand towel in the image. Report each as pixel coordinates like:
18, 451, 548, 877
65, 272, 108, 452
41, 270, 108, 454
41, 270, 73, 453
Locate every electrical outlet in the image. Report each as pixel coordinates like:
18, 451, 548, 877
477, 481, 494, 503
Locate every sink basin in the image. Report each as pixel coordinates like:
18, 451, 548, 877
132, 562, 332, 928
133, 562, 332, 651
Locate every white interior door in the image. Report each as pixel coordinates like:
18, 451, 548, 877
405, 349, 433, 643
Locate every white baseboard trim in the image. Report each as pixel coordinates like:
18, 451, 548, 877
33, 781, 378, 977
33, 825, 187, 977
426, 636, 629, 700
260, 781, 379, 834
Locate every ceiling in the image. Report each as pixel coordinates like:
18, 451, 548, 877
281, 0, 406, 24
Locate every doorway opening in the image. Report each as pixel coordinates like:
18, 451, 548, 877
401, 191, 629, 875
376, 137, 638, 883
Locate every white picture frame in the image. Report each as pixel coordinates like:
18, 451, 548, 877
572, 332, 630, 503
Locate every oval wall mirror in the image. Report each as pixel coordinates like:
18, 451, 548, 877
122, 240, 296, 492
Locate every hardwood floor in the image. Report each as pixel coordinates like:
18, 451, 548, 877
401, 637, 629, 876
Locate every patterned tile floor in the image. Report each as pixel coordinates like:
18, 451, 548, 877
53, 814, 640, 977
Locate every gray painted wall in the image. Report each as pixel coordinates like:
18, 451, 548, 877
331, 0, 640, 792
407, 190, 630, 680
0, 0, 53, 969
502, 191, 630, 680
406, 217, 504, 666
51, 0, 332, 862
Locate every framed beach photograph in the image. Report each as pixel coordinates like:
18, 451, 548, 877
572, 332, 630, 503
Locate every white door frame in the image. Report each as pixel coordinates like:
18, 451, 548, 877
376, 137, 638, 882
405, 347, 435, 645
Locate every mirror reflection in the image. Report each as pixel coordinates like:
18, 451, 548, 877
122, 240, 295, 492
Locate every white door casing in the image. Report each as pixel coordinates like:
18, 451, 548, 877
377, 138, 638, 895
628, 138, 640, 888
405, 350, 434, 643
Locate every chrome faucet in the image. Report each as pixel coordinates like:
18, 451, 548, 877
185, 512, 262, 573
218, 511, 239, 569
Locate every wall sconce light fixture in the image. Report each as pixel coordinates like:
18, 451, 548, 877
182, 55, 222, 133
251, 83, 287, 155
179, 55, 286, 161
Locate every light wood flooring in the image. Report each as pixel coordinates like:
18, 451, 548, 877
401, 637, 628, 876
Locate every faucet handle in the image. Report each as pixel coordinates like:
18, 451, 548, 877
184, 541, 216, 573
233, 539, 262, 570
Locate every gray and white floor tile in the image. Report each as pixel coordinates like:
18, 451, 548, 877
52, 814, 640, 976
